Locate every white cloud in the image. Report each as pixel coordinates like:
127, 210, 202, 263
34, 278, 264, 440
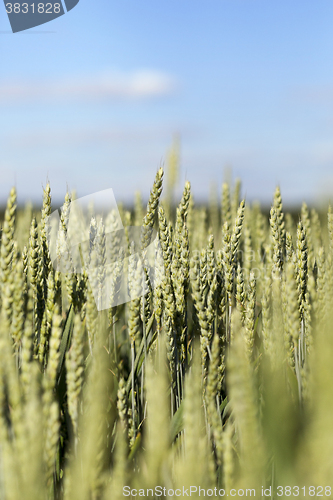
0, 69, 178, 103
286, 83, 333, 105
3, 125, 178, 148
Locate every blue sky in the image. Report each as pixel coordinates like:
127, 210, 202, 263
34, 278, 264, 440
1, 0, 333, 208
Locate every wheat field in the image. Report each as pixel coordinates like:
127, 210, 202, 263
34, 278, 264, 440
0, 156, 333, 499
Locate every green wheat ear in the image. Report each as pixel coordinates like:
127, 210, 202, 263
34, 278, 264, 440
142, 336, 170, 486
141, 167, 164, 251
296, 307, 333, 486
206, 330, 223, 467
2, 165, 333, 498
175, 343, 214, 490
0, 187, 16, 266
227, 310, 266, 490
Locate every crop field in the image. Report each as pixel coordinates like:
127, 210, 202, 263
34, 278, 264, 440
0, 160, 333, 500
